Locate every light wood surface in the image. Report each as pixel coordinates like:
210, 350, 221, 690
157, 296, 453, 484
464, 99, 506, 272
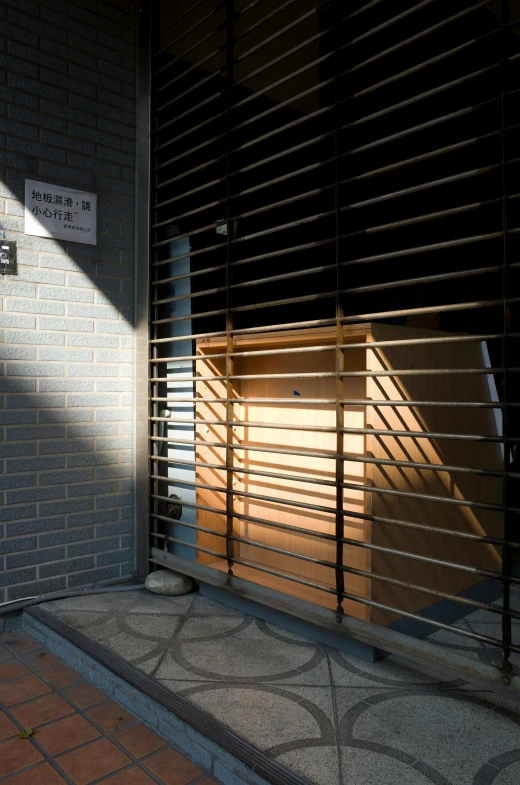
193, 323, 502, 627
366, 323, 503, 626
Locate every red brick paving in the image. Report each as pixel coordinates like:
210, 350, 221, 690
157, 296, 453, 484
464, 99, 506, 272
86, 701, 135, 732
114, 722, 166, 759
5, 762, 68, 784
11, 692, 75, 728
143, 748, 204, 785
62, 681, 107, 709
0, 672, 52, 706
0, 629, 218, 785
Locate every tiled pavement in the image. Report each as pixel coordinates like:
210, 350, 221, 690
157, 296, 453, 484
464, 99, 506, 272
0, 629, 216, 785
37, 589, 520, 785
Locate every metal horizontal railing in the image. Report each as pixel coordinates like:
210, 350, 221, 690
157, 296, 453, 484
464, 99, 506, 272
150, 0, 520, 691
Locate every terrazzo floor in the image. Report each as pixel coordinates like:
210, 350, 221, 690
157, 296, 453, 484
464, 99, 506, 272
39, 588, 520, 785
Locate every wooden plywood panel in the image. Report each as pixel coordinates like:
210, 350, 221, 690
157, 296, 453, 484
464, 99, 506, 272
366, 324, 503, 626
195, 350, 228, 565
196, 327, 371, 619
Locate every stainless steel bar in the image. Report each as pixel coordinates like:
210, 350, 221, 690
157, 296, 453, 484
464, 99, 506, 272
150, 353, 228, 363
343, 24, 501, 102
151, 492, 226, 516
341, 299, 504, 324
231, 344, 335, 357
152, 308, 227, 326
224, 0, 235, 581
150, 455, 224, 472
230, 533, 505, 616
153, 264, 227, 286
232, 512, 335, 542
335, 35, 345, 610
152, 286, 227, 306
151, 461, 506, 544
500, 0, 512, 675
232, 129, 334, 175
155, 0, 227, 75
340, 536, 507, 583
152, 222, 214, 250
340, 479, 503, 514
302, 444, 502, 478
135, 0, 151, 581
155, 177, 226, 210
230, 238, 335, 269
341, 333, 503, 350
153, 198, 227, 229
233, 184, 334, 222
232, 557, 337, 596
340, 0, 386, 20
343, 64, 499, 131
147, 376, 227, 383
342, 0, 496, 72
227, 369, 501, 380
342, 232, 504, 268
151, 435, 336, 460
228, 419, 337, 432
231, 317, 337, 335
232, 77, 335, 132
155, 46, 227, 108
343, 0, 437, 49
340, 590, 503, 648
233, 106, 333, 156
155, 134, 226, 178
236, 28, 332, 88
230, 397, 337, 404
343, 368, 503, 377
155, 0, 207, 50
150, 330, 226, 345
235, 53, 334, 109
341, 93, 503, 162
154, 506, 334, 545
157, 88, 226, 134
148, 335, 501, 360
343, 508, 504, 545
151, 475, 225, 495
150, 515, 226, 539
232, 476, 504, 517
228, 372, 336, 380
231, 467, 336, 490
341, 400, 504, 408
155, 16, 227, 76
235, 155, 334, 201
232, 291, 336, 314
156, 66, 225, 115
340, 425, 503, 443
343, 167, 503, 213
341, 197, 510, 241
233, 0, 300, 45
343, 129, 504, 185
153, 535, 226, 562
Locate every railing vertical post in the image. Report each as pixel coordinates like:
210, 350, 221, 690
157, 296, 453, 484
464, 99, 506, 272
136, 0, 152, 580
334, 0, 344, 618
225, 0, 235, 580
500, 0, 512, 679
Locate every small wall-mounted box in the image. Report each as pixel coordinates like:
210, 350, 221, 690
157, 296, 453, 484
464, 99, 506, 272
0, 240, 17, 275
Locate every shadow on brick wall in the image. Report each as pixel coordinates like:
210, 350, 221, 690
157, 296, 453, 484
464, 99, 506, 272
0, 180, 136, 604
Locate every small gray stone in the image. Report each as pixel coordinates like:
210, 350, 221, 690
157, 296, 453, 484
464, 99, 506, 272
145, 569, 194, 596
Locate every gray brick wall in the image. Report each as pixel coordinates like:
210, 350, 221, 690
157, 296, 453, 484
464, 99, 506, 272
0, 0, 137, 602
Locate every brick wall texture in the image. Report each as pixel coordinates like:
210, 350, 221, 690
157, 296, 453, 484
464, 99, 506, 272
0, 0, 137, 601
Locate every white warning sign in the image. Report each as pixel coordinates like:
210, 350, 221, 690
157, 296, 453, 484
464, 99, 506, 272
25, 179, 97, 246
